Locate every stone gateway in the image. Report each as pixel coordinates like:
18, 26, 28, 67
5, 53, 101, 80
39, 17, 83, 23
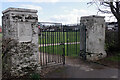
2, 7, 107, 78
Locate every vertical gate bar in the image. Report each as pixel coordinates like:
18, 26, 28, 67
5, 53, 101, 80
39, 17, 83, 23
74, 30, 75, 56
57, 29, 58, 63
39, 31, 42, 66
50, 31, 52, 62
53, 31, 54, 62
45, 31, 47, 65
74, 29, 75, 55
60, 29, 62, 63
62, 27, 65, 65
72, 28, 76, 55
62, 28, 64, 63
47, 31, 50, 63
63, 47, 65, 65
73, 30, 74, 55
75, 29, 76, 55
68, 30, 69, 56
79, 26, 81, 56
76, 29, 77, 56
67, 29, 68, 56
52, 31, 54, 62
57, 30, 58, 63
41, 32, 43, 66
55, 30, 56, 63
51, 31, 53, 62
70, 31, 71, 56
43, 31, 45, 66
59, 27, 61, 63
61, 25, 63, 63
58, 29, 60, 63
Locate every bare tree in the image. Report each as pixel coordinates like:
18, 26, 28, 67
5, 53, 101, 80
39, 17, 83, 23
88, 0, 120, 50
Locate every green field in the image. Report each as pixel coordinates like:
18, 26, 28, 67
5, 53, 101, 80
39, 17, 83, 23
39, 44, 80, 57
39, 32, 80, 44
39, 31, 80, 56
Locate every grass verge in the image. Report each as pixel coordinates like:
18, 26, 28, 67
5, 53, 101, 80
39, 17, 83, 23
39, 44, 80, 57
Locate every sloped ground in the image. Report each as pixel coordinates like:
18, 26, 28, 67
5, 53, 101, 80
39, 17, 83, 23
96, 52, 120, 69
45, 56, 119, 78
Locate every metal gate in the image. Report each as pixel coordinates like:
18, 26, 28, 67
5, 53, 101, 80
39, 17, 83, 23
38, 22, 65, 67
38, 22, 85, 67
63, 25, 80, 56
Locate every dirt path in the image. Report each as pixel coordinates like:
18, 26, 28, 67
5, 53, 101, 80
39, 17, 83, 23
45, 56, 119, 78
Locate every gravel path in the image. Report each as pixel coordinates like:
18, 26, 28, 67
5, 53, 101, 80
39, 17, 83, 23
39, 42, 80, 47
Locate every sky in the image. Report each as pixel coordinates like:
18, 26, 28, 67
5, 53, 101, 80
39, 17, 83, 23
0, 0, 117, 25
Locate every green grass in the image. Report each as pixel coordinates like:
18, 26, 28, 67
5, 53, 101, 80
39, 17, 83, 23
39, 31, 80, 57
105, 52, 120, 61
39, 32, 80, 44
39, 44, 80, 57
106, 56, 120, 61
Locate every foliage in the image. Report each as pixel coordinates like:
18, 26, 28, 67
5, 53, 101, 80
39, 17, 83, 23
105, 42, 118, 51
105, 52, 120, 61
29, 73, 41, 80
105, 30, 118, 52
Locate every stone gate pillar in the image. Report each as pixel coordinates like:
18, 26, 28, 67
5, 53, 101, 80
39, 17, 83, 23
80, 15, 107, 61
2, 8, 40, 77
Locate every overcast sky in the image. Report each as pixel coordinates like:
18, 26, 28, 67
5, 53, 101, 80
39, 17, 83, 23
0, 0, 117, 25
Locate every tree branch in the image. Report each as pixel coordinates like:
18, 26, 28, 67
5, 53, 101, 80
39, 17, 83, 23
110, 2, 120, 20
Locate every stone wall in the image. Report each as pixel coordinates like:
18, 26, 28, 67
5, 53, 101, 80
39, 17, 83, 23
80, 15, 107, 61
2, 7, 41, 77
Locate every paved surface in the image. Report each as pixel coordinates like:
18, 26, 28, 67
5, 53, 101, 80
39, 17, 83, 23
45, 56, 119, 78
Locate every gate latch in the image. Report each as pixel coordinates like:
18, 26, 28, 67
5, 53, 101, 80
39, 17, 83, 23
60, 42, 64, 45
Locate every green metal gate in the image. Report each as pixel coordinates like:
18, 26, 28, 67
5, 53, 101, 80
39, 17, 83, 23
38, 22, 65, 67
38, 22, 85, 67
63, 25, 80, 57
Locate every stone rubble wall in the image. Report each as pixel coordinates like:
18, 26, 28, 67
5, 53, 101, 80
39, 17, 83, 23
10, 42, 39, 76
2, 8, 41, 77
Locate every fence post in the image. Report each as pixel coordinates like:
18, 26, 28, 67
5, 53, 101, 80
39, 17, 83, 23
63, 47, 65, 65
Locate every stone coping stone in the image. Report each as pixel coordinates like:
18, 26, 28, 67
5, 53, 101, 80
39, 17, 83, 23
81, 15, 105, 18
2, 7, 38, 14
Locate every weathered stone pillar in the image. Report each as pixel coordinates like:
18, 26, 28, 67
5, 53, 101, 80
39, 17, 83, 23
2, 7, 41, 77
80, 15, 107, 61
